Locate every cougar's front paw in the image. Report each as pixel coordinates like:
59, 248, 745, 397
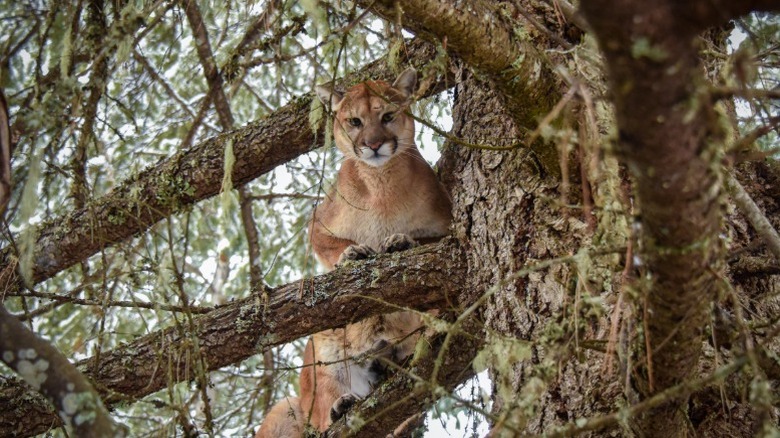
368, 339, 393, 358
379, 233, 418, 254
330, 392, 360, 422
337, 244, 376, 265
365, 339, 395, 378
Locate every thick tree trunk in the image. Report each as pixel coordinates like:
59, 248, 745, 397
439, 70, 623, 434
580, 1, 778, 435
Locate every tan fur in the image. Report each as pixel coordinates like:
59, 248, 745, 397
254, 397, 303, 438
258, 68, 452, 436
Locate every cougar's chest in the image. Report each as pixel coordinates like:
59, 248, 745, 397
334, 189, 445, 250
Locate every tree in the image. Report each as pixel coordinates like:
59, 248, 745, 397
1, 0, 779, 436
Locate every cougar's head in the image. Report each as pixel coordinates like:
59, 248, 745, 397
316, 68, 417, 168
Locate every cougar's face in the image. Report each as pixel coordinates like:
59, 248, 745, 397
333, 81, 414, 168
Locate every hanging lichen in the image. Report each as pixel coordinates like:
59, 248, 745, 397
60, 21, 73, 81
220, 138, 236, 219
18, 147, 43, 286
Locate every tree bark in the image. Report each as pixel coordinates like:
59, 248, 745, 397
366, 0, 559, 122
0, 306, 126, 437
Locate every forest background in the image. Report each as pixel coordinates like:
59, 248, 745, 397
0, 0, 779, 437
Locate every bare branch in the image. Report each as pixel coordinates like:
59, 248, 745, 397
181, 0, 234, 129
0, 91, 10, 214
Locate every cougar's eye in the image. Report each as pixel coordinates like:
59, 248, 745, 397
348, 117, 362, 127
381, 112, 395, 124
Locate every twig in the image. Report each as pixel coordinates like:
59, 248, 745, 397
132, 49, 196, 119
550, 0, 591, 32
711, 86, 780, 101
12, 289, 215, 320
248, 192, 323, 202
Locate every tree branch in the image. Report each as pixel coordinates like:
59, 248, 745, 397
0, 306, 126, 437
0, 89, 125, 437
0, 240, 466, 437
0, 91, 9, 214
726, 172, 780, 261
181, 0, 235, 129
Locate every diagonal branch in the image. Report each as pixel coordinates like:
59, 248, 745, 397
181, 0, 235, 129
726, 172, 780, 261
0, 305, 126, 437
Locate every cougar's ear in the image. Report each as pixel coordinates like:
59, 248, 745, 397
315, 84, 343, 111
391, 67, 417, 100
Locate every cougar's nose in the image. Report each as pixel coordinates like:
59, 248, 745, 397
365, 140, 383, 151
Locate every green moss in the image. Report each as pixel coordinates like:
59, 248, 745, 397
631, 37, 669, 62
303, 284, 330, 307
255, 333, 279, 350
107, 210, 126, 225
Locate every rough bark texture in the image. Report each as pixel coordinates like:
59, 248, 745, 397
3, 1, 780, 436
0, 377, 62, 436
440, 71, 622, 434
0, 241, 464, 436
